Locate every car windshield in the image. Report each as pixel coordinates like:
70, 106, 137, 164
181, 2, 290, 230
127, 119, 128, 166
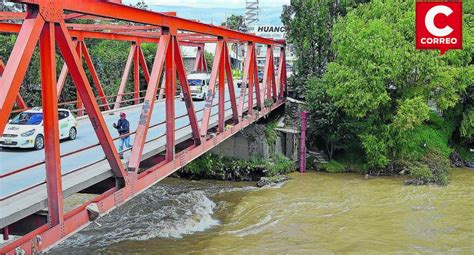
10, 112, 43, 125
188, 79, 203, 86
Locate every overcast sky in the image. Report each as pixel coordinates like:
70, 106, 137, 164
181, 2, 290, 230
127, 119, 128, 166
123, 0, 290, 8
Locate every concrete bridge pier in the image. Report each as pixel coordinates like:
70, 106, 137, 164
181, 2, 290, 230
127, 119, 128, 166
211, 120, 300, 162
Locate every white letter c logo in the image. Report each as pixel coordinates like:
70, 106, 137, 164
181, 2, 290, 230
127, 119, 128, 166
425, 5, 453, 37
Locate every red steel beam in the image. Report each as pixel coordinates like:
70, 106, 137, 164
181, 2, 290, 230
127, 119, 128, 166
175, 38, 201, 145
0, 100, 286, 255
0, 59, 28, 110
0, 8, 44, 136
133, 42, 140, 105
114, 44, 136, 109
76, 41, 84, 116
247, 51, 255, 116
55, 20, 127, 180
81, 41, 110, 110
202, 47, 208, 73
66, 23, 160, 32
218, 44, 225, 133
39, 22, 64, 226
262, 45, 277, 105
128, 34, 170, 171
0, 11, 176, 21
200, 39, 224, 137
165, 34, 176, 162
223, 43, 239, 124
193, 46, 203, 72
138, 46, 150, 84
12, 0, 284, 46
269, 48, 277, 101
252, 45, 262, 110
238, 43, 253, 118
278, 47, 287, 99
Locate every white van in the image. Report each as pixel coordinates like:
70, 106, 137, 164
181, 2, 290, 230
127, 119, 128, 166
181, 73, 211, 100
0, 108, 78, 150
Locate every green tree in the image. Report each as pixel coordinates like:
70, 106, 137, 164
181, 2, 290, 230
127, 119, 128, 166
204, 51, 214, 72
221, 14, 246, 31
306, 76, 356, 159
324, 0, 473, 168
281, 0, 367, 97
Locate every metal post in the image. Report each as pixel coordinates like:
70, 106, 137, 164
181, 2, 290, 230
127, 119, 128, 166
300, 111, 309, 173
218, 44, 225, 133
76, 41, 84, 116
278, 46, 286, 99
138, 46, 150, 84
262, 45, 271, 107
174, 38, 201, 145
202, 46, 208, 73
2, 227, 9, 241
165, 35, 176, 161
223, 43, 239, 124
200, 38, 224, 137
193, 46, 203, 72
252, 46, 262, 110
40, 22, 64, 226
114, 44, 136, 110
128, 34, 169, 171
133, 42, 140, 105
238, 43, 253, 118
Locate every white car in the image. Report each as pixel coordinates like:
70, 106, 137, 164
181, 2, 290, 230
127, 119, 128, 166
0, 108, 78, 150
181, 72, 210, 101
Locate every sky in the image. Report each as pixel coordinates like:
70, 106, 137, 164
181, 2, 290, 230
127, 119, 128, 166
123, 0, 290, 9
122, 0, 288, 25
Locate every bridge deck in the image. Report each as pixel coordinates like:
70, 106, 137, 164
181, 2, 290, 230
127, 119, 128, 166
0, 87, 256, 228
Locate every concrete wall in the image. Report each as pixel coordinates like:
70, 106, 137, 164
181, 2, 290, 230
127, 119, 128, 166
211, 123, 269, 160
211, 122, 299, 161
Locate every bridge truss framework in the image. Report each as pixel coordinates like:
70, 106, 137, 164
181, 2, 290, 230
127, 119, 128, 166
0, 1, 287, 254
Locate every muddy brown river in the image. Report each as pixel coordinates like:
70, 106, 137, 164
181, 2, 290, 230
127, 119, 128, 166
51, 168, 473, 254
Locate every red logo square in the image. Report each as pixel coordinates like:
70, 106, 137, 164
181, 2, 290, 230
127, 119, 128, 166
416, 1, 463, 55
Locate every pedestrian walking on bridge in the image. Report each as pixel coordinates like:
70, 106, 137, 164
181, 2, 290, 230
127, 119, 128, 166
113, 112, 131, 159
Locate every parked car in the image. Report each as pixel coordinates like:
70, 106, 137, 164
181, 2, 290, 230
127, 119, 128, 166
0, 108, 78, 150
181, 73, 211, 101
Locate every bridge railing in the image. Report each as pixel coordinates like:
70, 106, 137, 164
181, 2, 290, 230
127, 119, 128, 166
0, 97, 244, 201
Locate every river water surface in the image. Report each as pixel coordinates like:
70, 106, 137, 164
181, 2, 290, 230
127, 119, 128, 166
51, 169, 473, 254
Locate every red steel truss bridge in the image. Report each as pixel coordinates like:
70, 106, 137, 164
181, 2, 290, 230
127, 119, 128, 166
0, 1, 287, 253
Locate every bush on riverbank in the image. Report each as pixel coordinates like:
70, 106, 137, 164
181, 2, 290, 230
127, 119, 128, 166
404, 150, 451, 186
178, 153, 296, 181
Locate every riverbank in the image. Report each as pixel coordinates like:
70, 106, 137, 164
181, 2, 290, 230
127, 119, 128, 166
176, 153, 296, 185
50, 168, 474, 254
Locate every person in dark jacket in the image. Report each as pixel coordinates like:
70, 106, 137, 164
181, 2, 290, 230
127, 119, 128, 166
113, 112, 131, 159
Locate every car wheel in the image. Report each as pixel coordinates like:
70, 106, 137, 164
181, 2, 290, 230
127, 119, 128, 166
68, 127, 77, 140
34, 135, 44, 150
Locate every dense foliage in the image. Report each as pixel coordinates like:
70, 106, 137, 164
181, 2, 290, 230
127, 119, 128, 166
282, 0, 368, 96
284, 0, 473, 185
221, 14, 246, 31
